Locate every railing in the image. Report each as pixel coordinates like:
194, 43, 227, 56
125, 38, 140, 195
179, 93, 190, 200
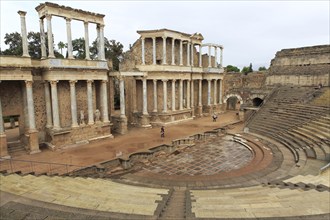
320, 162, 330, 174
0, 158, 84, 175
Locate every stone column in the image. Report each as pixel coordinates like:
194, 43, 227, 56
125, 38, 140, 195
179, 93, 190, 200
44, 81, 52, 128
191, 43, 194, 67
172, 80, 176, 111
141, 37, 145, 65
0, 97, 5, 135
153, 80, 157, 112
46, 14, 55, 58
213, 79, 217, 105
214, 46, 218, 68
187, 42, 190, 66
208, 45, 211, 68
171, 38, 175, 65
101, 80, 110, 123
199, 45, 202, 67
133, 78, 137, 112
142, 78, 148, 115
207, 79, 211, 106
220, 47, 223, 67
18, 11, 29, 57
50, 80, 60, 129
25, 81, 36, 131
84, 22, 90, 60
198, 79, 202, 106
162, 36, 167, 64
66, 18, 74, 59
0, 95, 9, 158
39, 18, 47, 59
69, 80, 79, 127
87, 80, 94, 125
187, 80, 191, 109
179, 40, 183, 66
119, 78, 126, 117
96, 25, 101, 59
179, 79, 183, 110
152, 37, 156, 65
162, 80, 168, 113
99, 24, 105, 60
219, 79, 223, 104
191, 80, 194, 108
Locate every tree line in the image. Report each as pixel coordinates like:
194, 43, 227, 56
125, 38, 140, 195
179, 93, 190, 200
0, 32, 123, 70
225, 63, 267, 74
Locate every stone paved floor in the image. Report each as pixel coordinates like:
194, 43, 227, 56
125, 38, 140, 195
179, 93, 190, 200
143, 136, 253, 176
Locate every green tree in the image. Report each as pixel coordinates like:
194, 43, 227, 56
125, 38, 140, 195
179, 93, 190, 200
258, 66, 267, 71
241, 63, 253, 75
0, 32, 23, 56
225, 65, 240, 72
57, 41, 65, 56
72, 38, 86, 59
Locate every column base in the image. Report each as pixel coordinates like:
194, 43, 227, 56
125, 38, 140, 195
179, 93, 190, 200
197, 106, 203, 117
140, 114, 151, 128
26, 131, 41, 154
117, 116, 128, 135
0, 134, 10, 158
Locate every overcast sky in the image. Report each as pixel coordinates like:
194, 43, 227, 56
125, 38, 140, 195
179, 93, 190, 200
1, 0, 329, 69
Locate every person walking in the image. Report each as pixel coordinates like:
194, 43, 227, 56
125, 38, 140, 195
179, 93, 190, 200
160, 126, 165, 138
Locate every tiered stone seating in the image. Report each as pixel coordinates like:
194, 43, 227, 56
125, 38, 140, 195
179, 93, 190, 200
0, 174, 168, 217
190, 183, 330, 218
283, 168, 330, 188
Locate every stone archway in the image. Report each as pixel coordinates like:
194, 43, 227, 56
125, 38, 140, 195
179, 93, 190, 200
249, 94, 265, 107
223, 94, 243, 110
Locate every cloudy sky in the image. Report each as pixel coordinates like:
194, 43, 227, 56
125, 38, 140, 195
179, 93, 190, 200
1, 0, 329, 69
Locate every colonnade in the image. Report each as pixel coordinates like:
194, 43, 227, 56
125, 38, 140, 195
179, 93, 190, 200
44, 80, 110, 130
140, 37, 224, 68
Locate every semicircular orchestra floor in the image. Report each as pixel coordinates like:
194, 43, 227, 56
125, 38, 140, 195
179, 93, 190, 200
114, 134, 278, 189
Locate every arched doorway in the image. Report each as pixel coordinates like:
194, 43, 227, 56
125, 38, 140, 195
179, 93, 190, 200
252, 98, 263, 107
224, 94, 243, 110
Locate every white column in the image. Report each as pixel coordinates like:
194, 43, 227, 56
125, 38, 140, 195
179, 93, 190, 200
191, 80, 194, 108
191, 43, 194, 67
39, 18, 47, 59
199, 45, 202, 67
69, 80, 78, 127
46, 14, 55, 58
141, 37, 145, 65
0, 96, 4, 134
50, 80, 60, 129
220, 47, 223, 67
179, 79, 183, 110
162, 36, 167, 64
96, 25, 101, 60
162, 80, 168, 113
87, 80, 94, 125
219, 79, 223, 104
101, 80, 110, 122
133, 78, 137, 113
207, 80, 211, 106
214, 46, 218, 68
142, 78, 148, 115
198, 79, 202, 106
84, 22, 90, 60
172, 80, 176, 111
179, 40, 183, 66
44, 82, 52, 128
208, 45, 211, 68
99, 24, 105, 60
171, 38, 175, 65
213, 79, 217, 105
152, 37, 156, 65
187, 80, 191, 109
187, 42, 190, 66
119, 78, 126, 117
18, 11, 29, 57
153, 79, 157, 112
66, 18, 74, 59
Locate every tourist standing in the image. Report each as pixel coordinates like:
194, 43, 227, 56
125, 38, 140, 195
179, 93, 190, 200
160, 126, 165, 138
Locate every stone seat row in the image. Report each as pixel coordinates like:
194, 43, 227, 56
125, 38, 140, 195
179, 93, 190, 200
283, 169, 330, 187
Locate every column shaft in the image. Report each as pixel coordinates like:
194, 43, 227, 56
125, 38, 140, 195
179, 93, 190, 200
179, 80, 183, 110
199, 45, 202, 67
69, 81, 78, 127
208, 46, 211, 68
99, 25, 105, 60
46, 15, 55, 58
179, 40, 183, 66
220, 48, 223, 67
162, 80, 167, 113
153, 80, 157, 112
96, 25, 101, 59
84, 22, 90, 60
198, 79, 202, 106
142, 78, 148, 115
141, 37, 145, 65
187, 80, 191, 109
152, 37, 156, 65
39, 19, 47, 59
191, 43, 194, 67
26, 81, 36, 131
119, 78, 126, 117
172, 80, 176, 111
101, 80, 110, 122
133, 79, 137, 112
187, 42, 190, 66
44, 82, 52, 128
219, 79, 223, 104
18, 11, 29, 57
213, 80, 217, 105
171, 38, 175, 65
87, 80, 94, 125
214, 47, 218, 68
50, 81, 60, 129
207, 80, 211, 105
191, 80, 194, 108
66, 18, 73, 59
0, 96, 4, 134
162, 37, 167, 64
